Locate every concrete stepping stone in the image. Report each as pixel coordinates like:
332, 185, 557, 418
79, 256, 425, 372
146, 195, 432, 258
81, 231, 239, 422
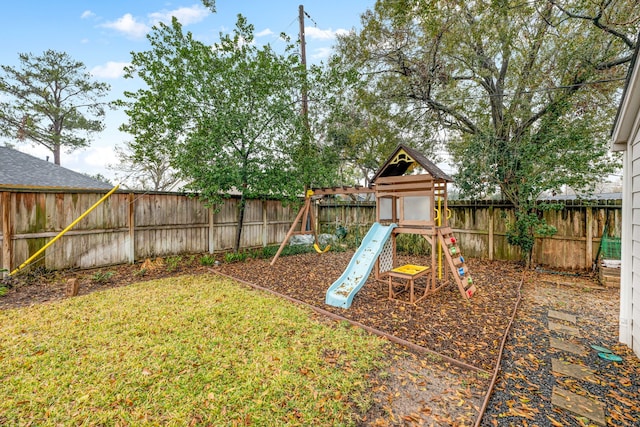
551, 358, 595, 380
551, 386, 606, 426
549, 337, 587, 356
549, 320, 580, 337
548, 309, 577, 324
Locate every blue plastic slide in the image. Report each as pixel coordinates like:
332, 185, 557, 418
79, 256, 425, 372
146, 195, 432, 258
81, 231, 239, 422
325, 222, 397, 308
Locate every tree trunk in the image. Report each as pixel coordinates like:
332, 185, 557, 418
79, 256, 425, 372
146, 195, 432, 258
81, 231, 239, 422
53, 145, 61, 165
234, 193, 246, 253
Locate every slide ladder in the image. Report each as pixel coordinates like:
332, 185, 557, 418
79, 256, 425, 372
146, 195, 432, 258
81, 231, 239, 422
437, 227, 476, 299
325, 222, 397, 308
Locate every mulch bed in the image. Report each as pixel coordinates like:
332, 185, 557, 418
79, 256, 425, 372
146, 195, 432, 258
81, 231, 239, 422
2, 251, 639, 426
216, 251, 522, 373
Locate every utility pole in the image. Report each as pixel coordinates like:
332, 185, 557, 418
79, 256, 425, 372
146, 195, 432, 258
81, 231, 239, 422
299, 4, 308, 120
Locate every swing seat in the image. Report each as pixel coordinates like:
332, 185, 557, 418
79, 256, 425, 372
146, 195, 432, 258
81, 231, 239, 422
313, 243, 331, 253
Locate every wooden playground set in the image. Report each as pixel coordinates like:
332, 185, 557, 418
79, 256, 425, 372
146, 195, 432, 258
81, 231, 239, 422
271, 144, 477, 308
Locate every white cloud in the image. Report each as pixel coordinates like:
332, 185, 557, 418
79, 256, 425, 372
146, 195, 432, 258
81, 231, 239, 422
81, 10, 95, 19
311, 47, 332, 61
90, 61, 130, 79
304, 26, 348, 40
101, 13, 150, 39
148, 5, 209, 26
83, 146, 119, 169
256, 28, 274, 38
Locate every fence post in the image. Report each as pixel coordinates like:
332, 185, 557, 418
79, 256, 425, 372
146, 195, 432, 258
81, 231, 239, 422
208, 207, 215, 254
2, 192, 12, 275
585, 206, 593, 269
488, 205, 494, 261
128, 193, 135, 264
262, 200, 268, 247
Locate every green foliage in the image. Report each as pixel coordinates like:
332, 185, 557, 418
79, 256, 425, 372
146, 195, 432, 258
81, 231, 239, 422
504, 203, 559, 267
120, 15, 340, 251
165, 256, 182, 272
199, 254, 217, 266
223, 251, 248, 264
91, 271, 115, 284
0, 275, 387, 425
332, 0, 635, 263
0, 50, 111, 165
396, 234, 432, 256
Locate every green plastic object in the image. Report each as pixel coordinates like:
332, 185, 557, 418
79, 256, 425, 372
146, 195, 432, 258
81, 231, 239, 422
598, 352, 622, 362
600, 235, 621, 260
590, 344, 612, 353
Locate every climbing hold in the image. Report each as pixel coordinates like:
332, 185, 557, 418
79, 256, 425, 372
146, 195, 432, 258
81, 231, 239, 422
459, 256, 464, 264
458, 267, 465, 277
450, 237, 456, 244
450, 246, 457, 255
467, 276, 473, 285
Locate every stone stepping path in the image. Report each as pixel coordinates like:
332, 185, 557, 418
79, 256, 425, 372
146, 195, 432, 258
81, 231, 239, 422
548, 310, 606, 425
548, 309, 577, 324
551, 387, 606, 426
551, 358, 595, 380
549, 336, 587, 356
548, 320, 580, 337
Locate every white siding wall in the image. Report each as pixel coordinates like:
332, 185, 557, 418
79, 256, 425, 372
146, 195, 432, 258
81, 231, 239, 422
632, 134, 640, 355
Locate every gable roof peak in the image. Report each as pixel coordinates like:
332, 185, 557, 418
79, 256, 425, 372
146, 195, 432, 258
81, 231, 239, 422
371, 143, 453, 183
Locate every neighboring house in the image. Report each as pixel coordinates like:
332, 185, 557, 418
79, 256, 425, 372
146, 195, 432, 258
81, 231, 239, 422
611, 39, 640, 359
0, 146, 112, 190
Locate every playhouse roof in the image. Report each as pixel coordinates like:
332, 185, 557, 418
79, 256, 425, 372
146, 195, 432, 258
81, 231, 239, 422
0, 146, 113, 190
371, 144, 453, 183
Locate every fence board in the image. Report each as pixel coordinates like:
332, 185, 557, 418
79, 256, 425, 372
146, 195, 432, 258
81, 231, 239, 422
0, 189, 622, 273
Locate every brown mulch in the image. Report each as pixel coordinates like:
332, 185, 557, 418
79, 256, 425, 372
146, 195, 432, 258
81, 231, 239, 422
216, 251, 521, 373
2, 251, 638, 426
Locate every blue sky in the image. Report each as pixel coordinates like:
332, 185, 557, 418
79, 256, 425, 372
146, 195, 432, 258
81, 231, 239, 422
1, 0, 376, 180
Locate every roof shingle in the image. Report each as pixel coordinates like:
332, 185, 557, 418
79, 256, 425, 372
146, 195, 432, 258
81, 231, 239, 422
0, 146, 113, 190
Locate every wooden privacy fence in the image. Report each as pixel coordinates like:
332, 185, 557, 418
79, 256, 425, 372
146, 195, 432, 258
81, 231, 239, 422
0, 189, 294, 272
317, 199, 622, 270
0, 189, 622, 273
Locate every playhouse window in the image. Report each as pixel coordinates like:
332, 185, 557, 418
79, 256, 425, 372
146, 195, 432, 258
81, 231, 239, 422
403, 196, 431, 221
379, 197, 393, 220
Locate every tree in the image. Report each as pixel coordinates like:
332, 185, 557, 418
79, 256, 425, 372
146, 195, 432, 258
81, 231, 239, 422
109, 141, 181, 191
0, 50, 110, 165
331, 0, 637, 265
120, 15, 336, 251
324, 50, 441, 186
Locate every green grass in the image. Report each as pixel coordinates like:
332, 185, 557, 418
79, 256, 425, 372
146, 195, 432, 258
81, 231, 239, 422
0, 275, 387, 426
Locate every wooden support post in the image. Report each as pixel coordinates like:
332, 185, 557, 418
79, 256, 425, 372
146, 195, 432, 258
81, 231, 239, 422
488, 205, 494, 261
271, 198, 309, 265
128, 193, 135, 264
2, 192, 12, 275
66, 278, 80, 297
585, 206, 593, 269
209, 207, 215, 254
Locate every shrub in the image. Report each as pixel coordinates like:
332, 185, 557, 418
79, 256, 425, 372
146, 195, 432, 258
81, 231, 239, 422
200, 255, 217, 266
91, 271, 115, 283
165, 256, 182, 272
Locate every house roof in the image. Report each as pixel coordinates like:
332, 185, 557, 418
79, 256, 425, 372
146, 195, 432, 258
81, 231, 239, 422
371, 143, 453, 183
611, 33, 640, 151
0, 146, 113, 190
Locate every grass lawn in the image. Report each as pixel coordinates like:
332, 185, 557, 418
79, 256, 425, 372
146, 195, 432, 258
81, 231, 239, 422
0, 275, 388, 426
